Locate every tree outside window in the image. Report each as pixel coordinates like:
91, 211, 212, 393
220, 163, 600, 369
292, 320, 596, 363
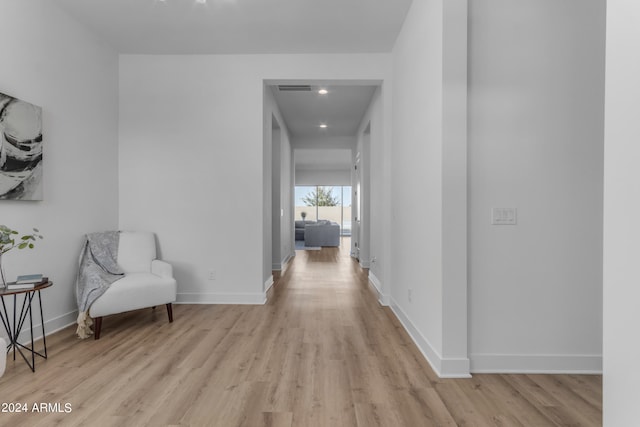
302, 186, 340, 207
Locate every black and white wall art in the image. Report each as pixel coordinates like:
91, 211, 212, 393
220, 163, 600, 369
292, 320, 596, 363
0, 92, 43, 200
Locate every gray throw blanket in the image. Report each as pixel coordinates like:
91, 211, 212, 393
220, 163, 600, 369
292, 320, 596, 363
75, 231, 124, 339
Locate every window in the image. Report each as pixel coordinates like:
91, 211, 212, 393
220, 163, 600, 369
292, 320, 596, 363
295, 185, 352, 236
294, 186, 318, 222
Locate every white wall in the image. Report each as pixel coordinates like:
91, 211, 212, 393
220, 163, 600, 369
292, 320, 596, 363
353, 125, 371, 269
391, 0, 444, 371
295, 169, 351, 186
603, 1, 640, 424
357, 86, 392, 305
468, 0, 605, 373
295, 148, 351, 171
271, 122, 282, 271
263, 88, 274, 289
266, 88, 294, 273
294, 147, 352, 186
280, 125, 294, 269
390, 0, 469, 377
119, 54, 391, 304
292, 136, 356, 150
0, 0, 119, 336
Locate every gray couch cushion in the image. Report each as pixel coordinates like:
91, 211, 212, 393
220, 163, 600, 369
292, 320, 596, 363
304, 221, 340, 247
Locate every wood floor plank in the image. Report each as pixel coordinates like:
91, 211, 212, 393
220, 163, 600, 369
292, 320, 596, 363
353, 402, 404, 427
434, 381, 499, 427
467, 375, 555, 426
527, 374, 603, 426
262, 411, 294, 427
0, 237, 601, 426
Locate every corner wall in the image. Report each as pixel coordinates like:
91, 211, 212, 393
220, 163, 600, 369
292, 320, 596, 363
390, 0, 469, 377
0, 0, 119, 336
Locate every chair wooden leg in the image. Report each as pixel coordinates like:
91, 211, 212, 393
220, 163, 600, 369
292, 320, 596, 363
166, 303, 174, 323
94, 317, 103, 340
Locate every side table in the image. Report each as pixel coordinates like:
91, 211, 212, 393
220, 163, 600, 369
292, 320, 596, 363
0, 279, 52, 372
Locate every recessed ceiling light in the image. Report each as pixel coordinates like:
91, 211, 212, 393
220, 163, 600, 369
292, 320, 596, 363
318, 89, 328, 95
195, 0, 207, 4
319, 124, 328, 129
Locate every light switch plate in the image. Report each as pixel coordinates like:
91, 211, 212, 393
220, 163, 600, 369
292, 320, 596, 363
492, 207, 517, 225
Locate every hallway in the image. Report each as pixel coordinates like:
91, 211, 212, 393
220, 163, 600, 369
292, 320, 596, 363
271, 241, 454, 425
269, 242, 602, 426
0, 242, 601, 426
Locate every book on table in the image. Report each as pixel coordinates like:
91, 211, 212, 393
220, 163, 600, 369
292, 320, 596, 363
6, 282, 36, 290
11, 274, 44, 288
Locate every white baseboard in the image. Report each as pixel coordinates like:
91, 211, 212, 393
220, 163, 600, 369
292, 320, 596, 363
264, 276, 274, 294
390, 298, 471, 378
283, 252, 294, 266
470, 353, 603, 374
368, 272, 389, 306
176, 292, 267, 305
272, 252, 294, 272
10, 309, 78, 345
44, 310, 79, 336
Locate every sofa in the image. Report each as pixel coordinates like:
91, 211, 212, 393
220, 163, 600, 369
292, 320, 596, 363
295, 220, 310, 241
297, 220, 340, 247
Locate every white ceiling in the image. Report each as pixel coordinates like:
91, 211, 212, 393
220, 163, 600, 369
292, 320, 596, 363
271, 84, 377, 139
52, 0, 413, 55
51, 0, 406, 171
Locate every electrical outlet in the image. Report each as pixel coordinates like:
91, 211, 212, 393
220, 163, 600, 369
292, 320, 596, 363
408, 288, 413, 302
208, 270, 216, 281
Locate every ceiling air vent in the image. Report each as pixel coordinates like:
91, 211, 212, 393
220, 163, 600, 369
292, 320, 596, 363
278, 85, 312, 92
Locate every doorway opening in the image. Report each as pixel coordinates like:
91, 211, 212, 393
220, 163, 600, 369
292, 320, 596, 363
264, 80, 380, 280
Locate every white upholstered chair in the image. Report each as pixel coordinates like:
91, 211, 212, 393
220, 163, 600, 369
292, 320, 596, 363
90, 231, 177, 339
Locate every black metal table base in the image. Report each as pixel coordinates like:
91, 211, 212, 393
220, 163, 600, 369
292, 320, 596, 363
0, 289, 48, 372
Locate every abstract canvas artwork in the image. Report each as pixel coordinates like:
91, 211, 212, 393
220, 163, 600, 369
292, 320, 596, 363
0, 92, 42, 200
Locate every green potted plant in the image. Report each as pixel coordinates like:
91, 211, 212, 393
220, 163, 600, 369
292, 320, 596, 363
0, 225, 43, 287
301, 211, 307, 221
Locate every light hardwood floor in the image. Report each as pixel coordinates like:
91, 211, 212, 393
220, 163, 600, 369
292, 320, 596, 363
0, 239, 602, 426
